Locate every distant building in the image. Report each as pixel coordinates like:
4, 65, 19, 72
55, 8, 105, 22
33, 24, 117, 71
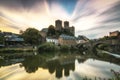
55, 20, 62, 31
109, 31, 120, 37
40, 31, 47, 42
76, 35, 89, 44
3, 32, 24, 46
0, 31, 4, 36
3, 32, 12, 36
40, 28, 48, 42
41, 28, 48, 33
58, 34, 77, 46
40, 31, 46, 38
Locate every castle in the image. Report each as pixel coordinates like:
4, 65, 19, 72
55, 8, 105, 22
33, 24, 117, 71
40, 20, 75, 40
55, 20, 75, 36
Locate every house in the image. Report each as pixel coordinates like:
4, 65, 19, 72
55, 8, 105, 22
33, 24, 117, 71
46, 37, 58, 45
76, 35, 89, 44
40, 31, 47, 38
109, 31, 120, 37
3, 32, 24, 46
41, 28, 48, 33
40, 31, 47, 42
58, 34, 77, 46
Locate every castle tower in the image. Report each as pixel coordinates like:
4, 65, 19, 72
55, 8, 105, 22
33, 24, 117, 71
55, 20, 62, 31
64, 21, 69, 29
69, 26, 75, 36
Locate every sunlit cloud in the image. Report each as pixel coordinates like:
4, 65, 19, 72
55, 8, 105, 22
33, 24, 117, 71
0, 0, 120, 39
48, 2, 70, 20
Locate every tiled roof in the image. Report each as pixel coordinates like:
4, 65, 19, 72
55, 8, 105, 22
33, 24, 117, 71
59, 34, 76, 40
0, 32, 4, 36
0, 32, 24, 42
5, 33, 24, 42
77, 35, 89, 41
41, 28, 48, 33
6, 37, 24, 41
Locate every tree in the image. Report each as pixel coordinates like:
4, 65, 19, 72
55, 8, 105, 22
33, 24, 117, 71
19, 30, 24, 34
0, 32, 4, 45
63, 29, 74, 36
21, 28, 42, 45
47, 25, 55, 36
0, 36, 4, 44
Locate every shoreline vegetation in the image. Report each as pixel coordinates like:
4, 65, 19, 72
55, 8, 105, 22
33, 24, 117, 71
0, 43, 78, 53
0, 47, 35, 53
0, 28, 120, 54
0, 42, 80, 53
38, 42, 79, 52
0, 42, 120, 55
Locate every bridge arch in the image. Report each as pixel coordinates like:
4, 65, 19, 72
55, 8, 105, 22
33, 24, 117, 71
92, 42, 110, 55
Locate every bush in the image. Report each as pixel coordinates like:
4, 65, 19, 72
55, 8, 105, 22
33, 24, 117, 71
0, 48, 33, 53
98, 44, 109, 50
38, 42, 59, 52
70, 45, 78, 51
60, 45, 70, 52
38, 43, 79, 52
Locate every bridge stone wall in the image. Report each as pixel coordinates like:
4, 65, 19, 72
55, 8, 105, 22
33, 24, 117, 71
78, 39, 120, 52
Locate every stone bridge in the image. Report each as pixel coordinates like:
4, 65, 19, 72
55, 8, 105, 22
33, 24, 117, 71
77, 39, 119, 52
84, 40, 112, 48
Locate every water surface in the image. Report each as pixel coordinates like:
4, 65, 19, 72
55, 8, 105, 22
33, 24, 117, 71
0, 52, 120, 80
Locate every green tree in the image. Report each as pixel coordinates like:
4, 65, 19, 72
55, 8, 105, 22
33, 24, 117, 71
21, 28, 42, 45
47, 25, 55, 36
63, 29, 74, 36
0, 35, 4, 45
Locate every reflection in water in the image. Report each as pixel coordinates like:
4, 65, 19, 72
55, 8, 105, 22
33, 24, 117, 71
48, 60, 75, 78
0, 52, 120, 80
75, 59, 120, 79
21, 56, 45, 73
21, 55, 77, 78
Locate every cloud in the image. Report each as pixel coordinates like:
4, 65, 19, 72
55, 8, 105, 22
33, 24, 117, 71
0, 0, 120, 39
47, 2, 70, 20
0, 16, 27, 30
72, 0, 120, 38
76, 23, 120, 39
0, 0, 51, 31
99, 1, 120, 24
47, 0, 78, 14
0, 0, 44, 10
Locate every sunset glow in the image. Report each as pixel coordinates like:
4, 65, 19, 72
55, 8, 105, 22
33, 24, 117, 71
0, 0, 120, 38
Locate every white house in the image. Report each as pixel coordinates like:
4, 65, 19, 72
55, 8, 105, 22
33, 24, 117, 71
76, 35, 89, 44
46, 37, 58, 45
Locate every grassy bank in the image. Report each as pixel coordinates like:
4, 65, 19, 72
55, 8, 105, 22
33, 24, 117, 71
38, 42, 78, 53
0, 47, 35, 53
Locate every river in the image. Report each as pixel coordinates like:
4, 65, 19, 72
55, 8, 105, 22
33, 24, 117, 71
0, 51, 120, 80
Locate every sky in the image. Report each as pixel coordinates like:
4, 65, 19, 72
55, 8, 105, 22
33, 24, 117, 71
0, 0, 120, 39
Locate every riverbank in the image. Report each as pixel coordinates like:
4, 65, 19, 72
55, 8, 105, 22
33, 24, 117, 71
98, 43, 120, 55
38, 42, 80, 53
0, 47, 36, 53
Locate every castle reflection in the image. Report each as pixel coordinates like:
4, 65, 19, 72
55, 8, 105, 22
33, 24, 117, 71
0, 51, 120, 79
20, 55, 84, 78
